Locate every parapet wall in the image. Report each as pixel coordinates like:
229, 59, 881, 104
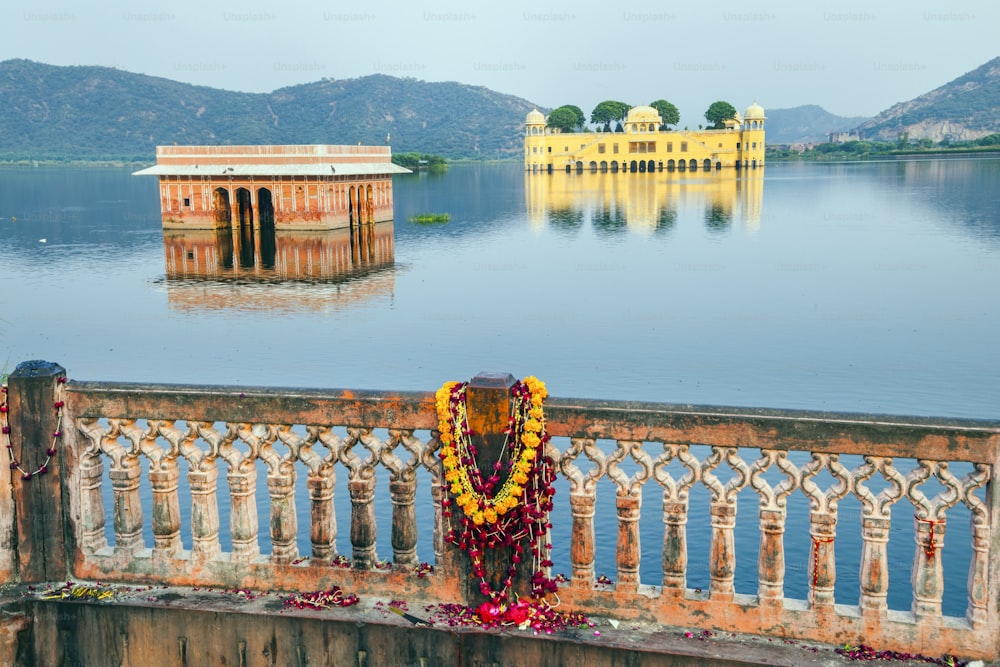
2, 361, 999, 664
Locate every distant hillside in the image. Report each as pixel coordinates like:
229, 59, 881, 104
0, 59, 539, 161
764, 105, 870, 144
856, 57, 1000, 141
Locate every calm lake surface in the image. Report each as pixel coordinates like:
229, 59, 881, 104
1, 158, 999, 615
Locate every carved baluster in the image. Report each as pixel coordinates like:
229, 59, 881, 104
852, 456, 903, 615
307, 426, 342, 562
217, 423, 260, 562
749, 450, 798, 604
143, 421, 183, 558
709, 501, 737, 599
800, 453, 850, 609
607, 440, 652, 591
107, 420, 144, 554
655, 444, 700, 596
75, 419, 109, 554
384, 429, 423, 567
912, 514, 945, 617
662, 500, 687, 592
557, 438, 606, 587
701, 447, 750, 601
571, 492, 597, 584
907, 460, 964, 618
420, 431, 443, 560
758, 508, 785, 601
963, 463, 991, 628
860, 516, 890, 609
181, 422, 221, 560
257, 424, 297, 564
808, 511, 836, 607
340, 428, 382, 568
616, 492, 641, 589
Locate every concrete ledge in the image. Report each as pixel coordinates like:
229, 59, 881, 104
2, 586, 982, 667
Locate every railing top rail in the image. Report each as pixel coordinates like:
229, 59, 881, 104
544, 399, 1000, 463
66, 380, 1000, 463
67, 380, 438, 429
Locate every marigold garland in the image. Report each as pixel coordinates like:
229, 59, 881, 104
437, 377, 557, 605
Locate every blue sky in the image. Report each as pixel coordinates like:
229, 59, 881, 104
2, 0, 996, 121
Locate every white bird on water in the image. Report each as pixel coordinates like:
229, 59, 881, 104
39, 238, 46, 243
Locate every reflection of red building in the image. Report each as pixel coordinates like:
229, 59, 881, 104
134, 145, 410, 231
163, 222, 394, 282
161, 222, 396, 313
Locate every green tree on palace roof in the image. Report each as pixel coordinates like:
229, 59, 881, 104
547, 106, 584, 132
705, 101, 738, 129
649, 100, 680, 129
590, 101, 631, 132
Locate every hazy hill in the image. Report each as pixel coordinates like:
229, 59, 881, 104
0, 59, 539, 161
855, 57, 1000, 141
764, 105, 870, 144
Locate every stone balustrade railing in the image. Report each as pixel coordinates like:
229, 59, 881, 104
3, 361, 999, 661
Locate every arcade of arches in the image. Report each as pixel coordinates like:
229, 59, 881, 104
134, 144, 411, 231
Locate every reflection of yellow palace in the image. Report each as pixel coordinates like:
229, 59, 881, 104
526, 168, 764, 232
524, 103, 765, 174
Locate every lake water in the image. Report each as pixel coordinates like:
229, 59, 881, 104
1, 159, 999, 615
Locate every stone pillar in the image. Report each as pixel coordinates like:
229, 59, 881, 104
462, 372, 519, 604
7, 360, 68, 582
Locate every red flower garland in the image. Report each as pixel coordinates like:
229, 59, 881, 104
1, 376, 67, 480
438, 378, 558, 606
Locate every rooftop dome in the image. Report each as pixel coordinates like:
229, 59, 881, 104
626, 105, 662, 124
526, 109, 545, 124
744, 102, 766, 120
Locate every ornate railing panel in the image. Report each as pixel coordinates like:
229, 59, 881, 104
4, 371, 995, 660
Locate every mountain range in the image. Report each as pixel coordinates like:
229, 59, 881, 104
0, 59, 535, 161
856, 56, 1000, 142
0, 57, 998, 160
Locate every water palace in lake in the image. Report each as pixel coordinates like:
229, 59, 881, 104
134, 144, 411, 231
524, 103, 765, 173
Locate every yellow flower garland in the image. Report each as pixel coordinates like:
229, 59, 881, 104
436, 377, 548, 525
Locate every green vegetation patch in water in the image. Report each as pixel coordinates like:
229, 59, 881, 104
409, 212, 451, 224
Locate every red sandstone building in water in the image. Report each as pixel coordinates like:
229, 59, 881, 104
133, 144, 411, 230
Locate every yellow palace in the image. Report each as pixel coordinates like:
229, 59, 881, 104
524, 103, 765, 173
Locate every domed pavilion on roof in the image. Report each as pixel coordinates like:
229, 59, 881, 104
524, 103, 765, 174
